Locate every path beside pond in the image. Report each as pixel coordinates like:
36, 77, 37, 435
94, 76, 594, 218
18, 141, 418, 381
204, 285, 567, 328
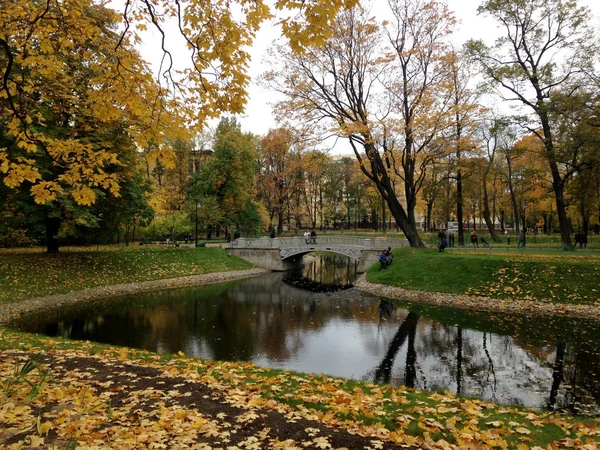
0, 268, 268, 325
356, 274, 600, 321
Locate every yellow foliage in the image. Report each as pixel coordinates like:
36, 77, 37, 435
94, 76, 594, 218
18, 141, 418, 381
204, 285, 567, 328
1, 0, 359, 208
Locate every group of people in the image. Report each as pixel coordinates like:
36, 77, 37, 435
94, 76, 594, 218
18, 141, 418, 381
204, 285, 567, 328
224, 228, 241, 243
469, 230, 490, 248
303, 229, 317, 244
378, 247, 394, 270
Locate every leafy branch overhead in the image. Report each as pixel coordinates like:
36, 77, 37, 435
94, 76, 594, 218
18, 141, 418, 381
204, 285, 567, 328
0, 0, 358, 208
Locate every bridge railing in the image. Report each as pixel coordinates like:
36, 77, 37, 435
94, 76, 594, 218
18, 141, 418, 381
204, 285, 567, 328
230, 235, 409, 250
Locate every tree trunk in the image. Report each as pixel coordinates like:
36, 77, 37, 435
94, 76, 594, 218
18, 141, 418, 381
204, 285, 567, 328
550, 165, 573, 249
361, 143, 425, 247
457, 168, 464, 246
45, 216, 61, 254
539, 106, 573, 249
482, 172, 500, 242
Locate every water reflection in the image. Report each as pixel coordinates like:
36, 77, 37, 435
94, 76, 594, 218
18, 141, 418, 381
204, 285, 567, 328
283, 254, 357, 292
12, 254, 600, 416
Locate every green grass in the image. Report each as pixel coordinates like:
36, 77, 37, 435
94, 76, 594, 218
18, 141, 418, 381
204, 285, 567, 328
0, 246, 253, 304
367, 248, 600, 305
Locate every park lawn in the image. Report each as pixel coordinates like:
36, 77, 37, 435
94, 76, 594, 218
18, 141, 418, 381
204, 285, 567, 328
1, 328, 599, 449
367, 248, 600, 306
0, 247, 253, 304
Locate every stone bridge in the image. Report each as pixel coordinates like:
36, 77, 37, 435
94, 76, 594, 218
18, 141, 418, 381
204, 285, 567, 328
228, 236, 409, 272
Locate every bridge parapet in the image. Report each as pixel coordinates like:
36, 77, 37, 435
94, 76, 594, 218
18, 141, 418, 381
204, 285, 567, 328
230, 236, 408, 250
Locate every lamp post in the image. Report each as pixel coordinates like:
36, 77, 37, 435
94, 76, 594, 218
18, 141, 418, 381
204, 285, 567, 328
195, 203, 199, 247
521, 202, 527, 248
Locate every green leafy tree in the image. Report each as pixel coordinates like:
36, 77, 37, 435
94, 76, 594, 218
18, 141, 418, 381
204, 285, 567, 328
188, 118, 263, 235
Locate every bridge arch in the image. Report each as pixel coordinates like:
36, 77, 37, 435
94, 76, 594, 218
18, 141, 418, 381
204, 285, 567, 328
228, 236, 408, 273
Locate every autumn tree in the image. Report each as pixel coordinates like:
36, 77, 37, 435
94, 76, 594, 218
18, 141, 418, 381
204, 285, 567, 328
0, 0, 186, 251
478, 118, 513, 242
467, 0, 598, 249
382, 0, 456, 245
257, 128, 302, 233
443, 50, 484, 245
265, 3, 456, 246
0, 0, 358, 251
301, 150, 331, 229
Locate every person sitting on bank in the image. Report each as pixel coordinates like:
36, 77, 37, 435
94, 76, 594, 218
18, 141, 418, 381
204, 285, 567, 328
378, 250, 389, 271
385, 247, 394, 265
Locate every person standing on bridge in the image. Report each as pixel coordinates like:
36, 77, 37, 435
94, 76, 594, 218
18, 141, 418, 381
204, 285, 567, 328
310, 229, 317, 244
304, 229, 310, 244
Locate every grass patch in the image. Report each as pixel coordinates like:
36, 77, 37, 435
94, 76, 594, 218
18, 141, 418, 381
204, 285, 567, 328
367, 248, 600, 305
0, 246, 253, 304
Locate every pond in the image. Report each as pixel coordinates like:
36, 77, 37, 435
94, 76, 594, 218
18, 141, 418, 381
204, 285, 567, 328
12, 254, 600, 416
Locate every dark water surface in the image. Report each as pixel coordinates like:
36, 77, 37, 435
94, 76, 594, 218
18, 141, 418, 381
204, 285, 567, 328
13, 254, 600, 415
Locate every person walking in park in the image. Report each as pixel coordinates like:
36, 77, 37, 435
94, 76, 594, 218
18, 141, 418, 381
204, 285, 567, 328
437, 229, 446, 250
518, 231, 525, 248
471, 230, 478, 248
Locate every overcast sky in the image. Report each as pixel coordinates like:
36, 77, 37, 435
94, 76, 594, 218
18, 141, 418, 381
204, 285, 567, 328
234, 0, 600, 154
137, 0, 600, 153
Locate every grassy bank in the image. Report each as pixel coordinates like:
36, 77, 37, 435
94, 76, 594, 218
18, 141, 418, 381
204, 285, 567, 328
367, 248, 600, 306
0, 246, 253, 304
1, 329, 599, 449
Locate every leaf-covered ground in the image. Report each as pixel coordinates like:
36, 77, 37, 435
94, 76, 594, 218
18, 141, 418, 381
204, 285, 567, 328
368, 249, 600, 306
2, 330, 600, 449
0, 247, 252, 304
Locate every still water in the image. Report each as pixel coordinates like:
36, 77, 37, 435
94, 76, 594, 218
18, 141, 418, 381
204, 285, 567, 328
13, 254, 600, 416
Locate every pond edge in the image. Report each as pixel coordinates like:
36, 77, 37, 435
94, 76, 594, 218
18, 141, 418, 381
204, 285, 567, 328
355, 274, 600, 321
0, 268, 270, 326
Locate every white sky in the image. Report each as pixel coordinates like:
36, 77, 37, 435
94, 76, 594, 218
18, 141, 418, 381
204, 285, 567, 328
238, 0, 600, 154
137, 0, 600, 154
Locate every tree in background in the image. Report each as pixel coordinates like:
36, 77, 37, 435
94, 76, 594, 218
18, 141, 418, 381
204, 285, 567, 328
468, 0, 598, 249
301, 150, 330, 230
257, 128, 301, 233
188, 118, 263, 237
